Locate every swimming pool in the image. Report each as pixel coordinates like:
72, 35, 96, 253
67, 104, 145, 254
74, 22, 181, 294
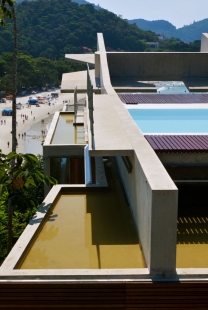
128, 109, 208, 134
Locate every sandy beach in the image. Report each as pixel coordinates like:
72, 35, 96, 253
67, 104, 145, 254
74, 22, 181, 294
0, 91, 74, 155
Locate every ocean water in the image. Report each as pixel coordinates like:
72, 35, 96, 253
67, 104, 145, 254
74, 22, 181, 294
128, 109, 208, 134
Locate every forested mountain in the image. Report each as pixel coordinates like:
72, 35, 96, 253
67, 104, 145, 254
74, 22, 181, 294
129, 19, 177, 38
0, 0, 158, 59
15, 0, 101, 10
129, 18, 208, 43
0, 0, 201, 93
72, 0, 101, 10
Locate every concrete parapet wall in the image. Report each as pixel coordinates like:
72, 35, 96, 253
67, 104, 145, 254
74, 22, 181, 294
201, 33, 208, 52
116, 155, 178, 276
107, 52, 208, 80
97, 33, 178, 276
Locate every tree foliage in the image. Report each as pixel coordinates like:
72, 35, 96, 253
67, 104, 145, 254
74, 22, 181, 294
0, 52, 85, 93
0, 0, 158, 58
157, 38, 201, 52
0, 152, 57, 263
0, 0, 14, 26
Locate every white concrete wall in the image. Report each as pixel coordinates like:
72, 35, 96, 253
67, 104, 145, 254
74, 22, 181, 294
97, 33, 178, 276
201, 33, 208, 52
116, 155, 178, 276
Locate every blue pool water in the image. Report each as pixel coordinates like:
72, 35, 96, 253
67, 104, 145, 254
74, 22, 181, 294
156, 82, 188, 94
128, 109, 208, 134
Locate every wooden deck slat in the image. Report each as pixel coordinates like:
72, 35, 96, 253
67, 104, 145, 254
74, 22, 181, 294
1, 282, 208, 308
154, 136, 172, 150
118, 94, 208, 104
145, 135, 208, 152
163, 136, 182, 150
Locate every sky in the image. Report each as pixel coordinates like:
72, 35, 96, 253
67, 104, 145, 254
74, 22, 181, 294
88, 0, 208, 28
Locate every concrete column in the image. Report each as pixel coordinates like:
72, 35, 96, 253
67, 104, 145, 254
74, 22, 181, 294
201, 33, 208, 52
95, 52, 100, 79
150, 189, 178, 276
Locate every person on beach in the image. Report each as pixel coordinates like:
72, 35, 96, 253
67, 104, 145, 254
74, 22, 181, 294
7, 141, 9, 148
33, 116, 35, 120
31, 111, 32, 115
18, 134, 20, 139
4, 120, 6, 125
22, 134, 23, 139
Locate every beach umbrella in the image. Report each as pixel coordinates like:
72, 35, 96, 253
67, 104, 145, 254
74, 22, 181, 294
28, 98, 38, 104
2, 109, 12, 116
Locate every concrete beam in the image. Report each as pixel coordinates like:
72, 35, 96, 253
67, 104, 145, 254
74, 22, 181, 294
183, 78, 208, 92
107, 52, 208, 80
61, 70, 100, 94
65, 54, 95, 66
158, 152, 208, 166
88, 94, 133, 156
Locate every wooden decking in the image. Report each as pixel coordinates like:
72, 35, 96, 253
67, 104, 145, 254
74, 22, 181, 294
145, 135, 208, 152
0, 281, 208, 309
118, 94, 208, 104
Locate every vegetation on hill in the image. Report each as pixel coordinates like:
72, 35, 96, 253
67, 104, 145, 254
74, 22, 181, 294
0, 0, 158, 59
153, 38, 201, 53
129, 19, 177, 37
15, 0, 101, 9
0, 52, 84, 93
0, 152, 57, 264
129, 18, 208, 43
0, 0, 201, 92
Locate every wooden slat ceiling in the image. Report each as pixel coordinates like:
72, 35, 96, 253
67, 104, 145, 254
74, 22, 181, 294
118, 94, 208, 104
145, 135, 208, 152
1, 281, 208, 309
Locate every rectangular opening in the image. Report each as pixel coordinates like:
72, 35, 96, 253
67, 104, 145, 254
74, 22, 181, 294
165, 165, 208, 268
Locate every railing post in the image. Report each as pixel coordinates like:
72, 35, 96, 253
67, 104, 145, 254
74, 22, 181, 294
74, 86, 77, 123
87, 64, 94, 149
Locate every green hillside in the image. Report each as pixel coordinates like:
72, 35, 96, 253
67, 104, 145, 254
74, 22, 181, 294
0, 0, 158, 59
129, 18, 208, 43
15, 0, 102, 10
129, 19, 177, 38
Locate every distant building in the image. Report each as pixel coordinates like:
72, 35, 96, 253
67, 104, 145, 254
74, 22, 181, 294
106, 47, 116, 52
146, 42, 159, 49
81, 46, 93, 54
158, 35, 164, 40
